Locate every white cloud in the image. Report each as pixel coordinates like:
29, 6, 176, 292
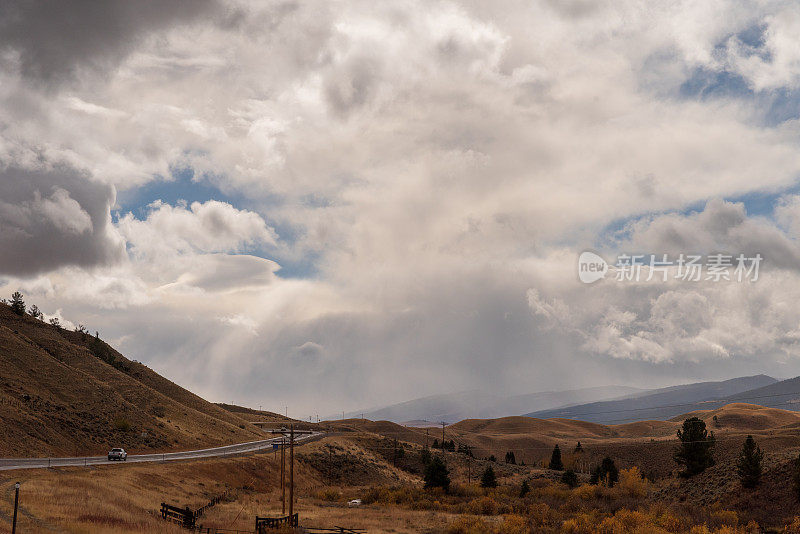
6, 1, 800, 414
118, 200, 277, 258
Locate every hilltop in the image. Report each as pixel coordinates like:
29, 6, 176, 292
0, 303, 270, 456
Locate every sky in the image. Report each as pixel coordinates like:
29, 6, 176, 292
3, 1, 800, 418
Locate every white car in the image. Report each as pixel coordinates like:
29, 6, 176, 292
348, 499, 362, 507
107, 448, 128, 461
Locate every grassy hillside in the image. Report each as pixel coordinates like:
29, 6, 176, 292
0, 303, 268, 457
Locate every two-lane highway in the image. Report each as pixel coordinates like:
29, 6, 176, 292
0, 431, 321, 471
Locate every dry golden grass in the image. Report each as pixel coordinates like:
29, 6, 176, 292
0, 303, 270, 457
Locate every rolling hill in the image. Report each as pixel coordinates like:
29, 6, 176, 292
0, 302, 270, 457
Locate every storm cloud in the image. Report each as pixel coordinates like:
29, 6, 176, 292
0, 0, 222, 87
0, 164, 124, 276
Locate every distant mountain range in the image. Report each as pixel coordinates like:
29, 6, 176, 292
340, 374, 794, 425
341, 385, 644, 424
526, 375, 779, 423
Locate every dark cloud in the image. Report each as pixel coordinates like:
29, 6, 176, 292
0, 164, 125, 276
0, 0, 222, 87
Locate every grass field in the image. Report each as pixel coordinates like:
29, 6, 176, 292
3, 426, 800, 533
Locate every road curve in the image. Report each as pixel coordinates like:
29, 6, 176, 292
0, 432, 321, 471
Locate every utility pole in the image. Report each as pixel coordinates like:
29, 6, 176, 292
12, 482, 19, 534
280, 438, 286, 515
328, 444, 333, 486
289, 424, 294, 522
266, 427, 313, 520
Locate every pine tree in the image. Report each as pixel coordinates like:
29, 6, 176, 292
549, 444, 564, 471
574, 441, 583, 453
28, 304, 42, 320
424, 456, 450, 490
519, 479, 530, 497
480, 466, 497, 488
737, 435, 763, 488
674, 417, 715, 477
590, 457, 619, 487
10, 292, 25, 316
505, 451, 516, 464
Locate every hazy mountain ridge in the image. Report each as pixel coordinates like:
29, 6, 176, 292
342, 385, 644, 424
526, 375, 779, 423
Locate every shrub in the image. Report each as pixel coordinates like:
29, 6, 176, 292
447, 515, 490, 534
466, 495, 499, 515
149, 405, 166, 418
114, 418, 131, 432
420, 448, 432, 465
315, 488, 341, 501
674, 417, 715, 477
519, 479, 530, 497
561, 469, 579, 488
737, 435, 763, 488
794, 455, 800, 502
617, 466, 648, 497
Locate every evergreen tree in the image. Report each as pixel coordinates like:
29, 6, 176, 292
28, 304, 43, 320
590, 457, 619, 487
419, 448, 432, 465
424, 456, 450, 490
793, 453, 800, 502
548, 444, 564, 471
561, 469, 578, 488
505, 451, 516, 464
488, 454, 496, 462
574, 441, 583, 453
519, 479, 530, 497
674, 417, 715, 477
737, 435, 764, 488
480, 466, 497, 488
432, 438, 439, 449
49, 317, 61, 328
10, 292, 25, 316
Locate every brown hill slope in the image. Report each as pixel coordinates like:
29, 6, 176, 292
0, 303, 266, 456
671, 402, 800, 430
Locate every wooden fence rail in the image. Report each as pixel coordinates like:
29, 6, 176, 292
255, 513, 298, 532
161, 502, 196, 528
161, 491, 230, 529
